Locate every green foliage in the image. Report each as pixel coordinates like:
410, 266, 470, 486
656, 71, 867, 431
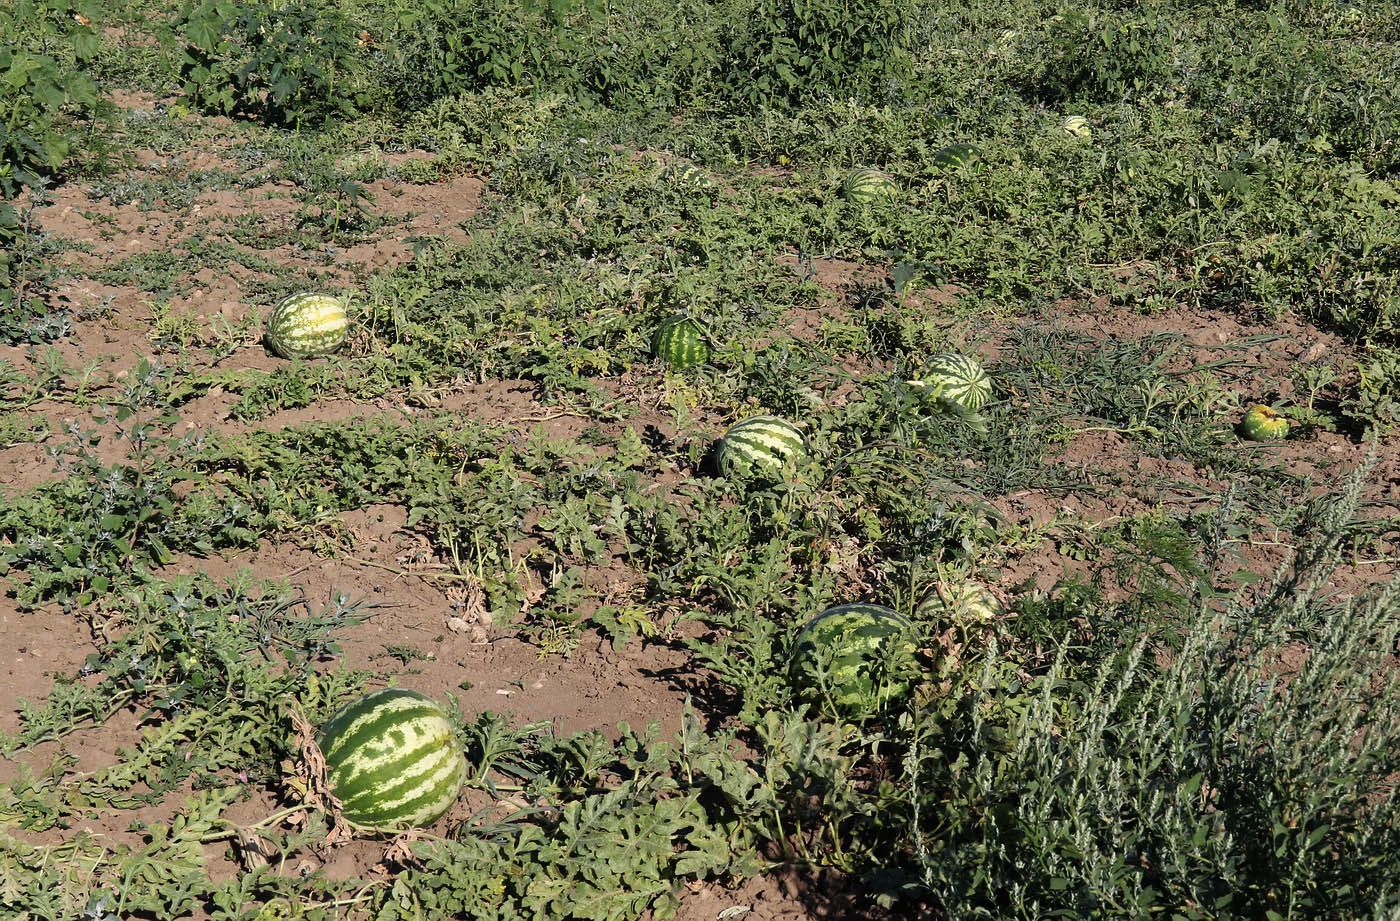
177, 0, 367, 127
723, 0, 917, 111
0, 0, 102, 342
0, 359, 262, 609
1033, 8, 1178, 104
378, 0, 724, 113
0, 0, 100, 197
901, 471, 1400, 919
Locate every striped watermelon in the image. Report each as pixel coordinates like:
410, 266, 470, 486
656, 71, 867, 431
917, 580, 1005, 628
1061, 116, 1092, 139
717, 415, 809, 482
317, 688, 467, 830
910, 353, 992, 412
265, 293, 350, 359
661, 161, 713, 190
840, 168, 900, 203
651, 314, 711, 369
932, 143, 981, 170
789, 603, 918, 718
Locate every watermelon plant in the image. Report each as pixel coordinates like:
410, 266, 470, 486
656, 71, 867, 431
651, 314, 711, 369
1240, 404, 1289, 441
788, 603, 918, 718
317, 688, 468, 830
265, 293, 350, 359
716, 415, 809, 483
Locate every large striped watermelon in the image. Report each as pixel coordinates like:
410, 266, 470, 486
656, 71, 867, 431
917, 580, 1005, 629
651, 314, 711, 369
265, 293, 350, 359
840, 168, 900, 203
717, 415, 809, 482
789, 603, 918, 718
317, 688, 467, 830
909, 353, 992, 412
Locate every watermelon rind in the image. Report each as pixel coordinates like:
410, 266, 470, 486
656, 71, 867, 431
651, 314, 711, 369
266, 292, 350, 359
910, 353, 992, 412
841, 168, 900, 203
789, 603, 918, 718
916, 580, 1005, 628
317, 688, 467, 830
717, 415, 809, 483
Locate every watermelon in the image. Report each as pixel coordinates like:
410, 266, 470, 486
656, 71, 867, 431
1240, 405, 1288, 442
932, 143, 981, 170
661, 161, 713, 190
651, 314, 711, 369
317, 688, 467, 830
265, 293, 350, 359
841, 168, 900, 203
1061, 115, 1092, 139
917, 580, 1005, 628
717, 415, 809, 482
789, 603, 918, 718
909, 353, 992, 412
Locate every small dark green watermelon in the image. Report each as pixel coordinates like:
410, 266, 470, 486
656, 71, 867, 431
932, 143, 982, 170
651, 314, 711, 369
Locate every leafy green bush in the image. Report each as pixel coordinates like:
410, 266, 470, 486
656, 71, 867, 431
375, 0, 724, 114
0, 0, 101, 342
0, 0, 100, 198
723, 0, 918, 110
899, 470, 1400, 919
177, 0, 368, 127
1032, 8, 1178, 104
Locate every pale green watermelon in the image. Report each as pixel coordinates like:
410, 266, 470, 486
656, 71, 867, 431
789, 603, 919, 718
916, 580, 1005, 628
317, 688, 467, 830
1240, 405, 1289, 442
660, 161, 713, 190
265, 293, 350, 359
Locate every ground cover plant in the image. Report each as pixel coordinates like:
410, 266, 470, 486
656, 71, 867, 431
1, 0, 1399, 919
